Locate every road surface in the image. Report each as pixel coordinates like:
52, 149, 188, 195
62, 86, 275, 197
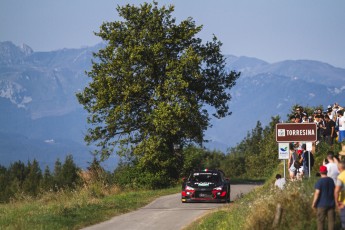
82, 184, 258, 230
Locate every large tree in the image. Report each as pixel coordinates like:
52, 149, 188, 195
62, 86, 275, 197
77, 2, 240, 181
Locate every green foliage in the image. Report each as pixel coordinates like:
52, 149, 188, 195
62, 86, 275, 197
76, 1, 240, 187
112, 163, 140, 188
0, 166, 12, 202
22, 160, 42, 196
60, 155, 81, 189
181, 145, 208, 175
226, 116, 281, 179
0, 155, 81, 203
181, 145, 225, 176
113, 162, 173, 189
220, 155, 246, 178
41, 166, 53, 190
53, 158, 63, 189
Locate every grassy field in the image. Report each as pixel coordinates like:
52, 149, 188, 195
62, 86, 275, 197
0, 185, 179, 230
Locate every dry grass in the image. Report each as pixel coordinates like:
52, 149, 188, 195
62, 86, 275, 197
243, 180, 316, 230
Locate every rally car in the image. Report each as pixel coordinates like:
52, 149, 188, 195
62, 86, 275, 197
181, 169, 230, 203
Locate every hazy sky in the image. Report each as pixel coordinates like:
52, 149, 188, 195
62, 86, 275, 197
1, 0, 344, 68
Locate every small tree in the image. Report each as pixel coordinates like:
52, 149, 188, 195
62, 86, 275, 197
53, 158, 63, 190
61, 155, 80, 189
0, 165, 11, 202
8, 161, 26, 191
22, 160, 42, 196
41, 166, 53, 191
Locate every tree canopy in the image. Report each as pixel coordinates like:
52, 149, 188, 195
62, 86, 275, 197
77, 2, 240, 181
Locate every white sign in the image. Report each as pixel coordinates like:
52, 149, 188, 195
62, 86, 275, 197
306, 142, 312, 151
278, 143, 290, 160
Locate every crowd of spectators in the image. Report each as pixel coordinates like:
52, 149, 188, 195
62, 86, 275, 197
283, 103, 345, 229
285, 102, 344, 182
289, 102, 345, 145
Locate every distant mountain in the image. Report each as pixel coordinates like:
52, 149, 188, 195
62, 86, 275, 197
204, 56, 345, 150
0, 41, 102, 170
0, 41, 33, 65
1, 41, 345, 168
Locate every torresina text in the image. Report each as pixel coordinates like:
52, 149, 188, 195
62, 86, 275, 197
286, 129, 315, 136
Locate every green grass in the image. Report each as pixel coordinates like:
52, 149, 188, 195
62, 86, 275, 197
0, 186, 180, 230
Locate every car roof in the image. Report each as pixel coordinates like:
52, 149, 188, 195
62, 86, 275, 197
190, 169, 224, 175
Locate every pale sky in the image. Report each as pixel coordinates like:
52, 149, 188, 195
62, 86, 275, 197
1, 0, 345, 68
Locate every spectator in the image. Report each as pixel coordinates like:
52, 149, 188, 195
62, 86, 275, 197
332, 102, 343, 122
301, 144, 314, 177
288, 143, 298, 180
289, 115, 296, 123
327, 105, 334, 120
338, 110, 345, 143
274, 174, 286, 190
315, 115, 325, 143
295, 114, 301, 123
308, 115, 314, 123
295, 106, 302, 116
312, 165, 335, 230
335, 160, 345, 229
316, 108, 323, 116
324, 151, 339, 184
324, 115, 337, 146
333, 103, 343, 134
302, 112, 309, 123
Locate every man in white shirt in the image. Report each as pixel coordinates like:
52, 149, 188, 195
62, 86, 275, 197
324, 151, 339, 184
274, 174, 286, 190
338, 110, 345, 143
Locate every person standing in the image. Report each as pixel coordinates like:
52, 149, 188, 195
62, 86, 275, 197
301, 144, 314, 177
288, 143, 298, 180
312, 165, 335, 230
324, 151, 339, 184
335, 160, 345, 229
338, 110, 345, 143
324, 115, 336, 146
315, 115, 325, 143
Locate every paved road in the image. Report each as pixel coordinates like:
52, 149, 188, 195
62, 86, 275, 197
82, 184, 258, 230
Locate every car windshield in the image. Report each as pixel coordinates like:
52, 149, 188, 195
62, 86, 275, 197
190, 172, 221, 183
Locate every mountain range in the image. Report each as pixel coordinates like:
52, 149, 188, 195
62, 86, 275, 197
1, 41, 345, 170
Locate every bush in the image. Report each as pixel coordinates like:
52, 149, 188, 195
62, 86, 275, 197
113, 163, 174, 189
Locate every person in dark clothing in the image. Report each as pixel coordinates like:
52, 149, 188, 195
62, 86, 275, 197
300, 143, 314, 177
323, 115, 336, 146
312, 165, 335, 230
315, 115, 325, 143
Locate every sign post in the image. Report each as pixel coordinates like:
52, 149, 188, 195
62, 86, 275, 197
276, 123, 317, 179
278, 143, 289, 178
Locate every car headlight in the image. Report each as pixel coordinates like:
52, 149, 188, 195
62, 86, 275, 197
185, 185, 195, 191
213, 186, 223, 191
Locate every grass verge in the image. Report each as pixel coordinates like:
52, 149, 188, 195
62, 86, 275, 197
0, 185, 179, 230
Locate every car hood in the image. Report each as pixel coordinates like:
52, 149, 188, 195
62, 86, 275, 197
187, 181, 221, 188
